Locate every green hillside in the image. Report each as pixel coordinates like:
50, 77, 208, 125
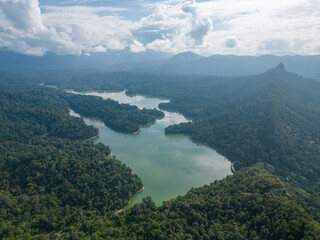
1, 68, 320, 239
44, 164, 320, 239
162, 64, 320, 196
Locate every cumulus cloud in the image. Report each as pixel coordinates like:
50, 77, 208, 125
0, 0, 214, 56
182, 4, 212, 45
0, 0, 319, 56
196, 0, 320, 55
0, 0, 78, 55
0, 0, 45, 31
136, 1, 213, 53
43, 6, 133, 52
0, 0, 133, 55
130, 39, 146, 53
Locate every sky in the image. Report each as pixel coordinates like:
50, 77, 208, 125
0, 0, 319, 56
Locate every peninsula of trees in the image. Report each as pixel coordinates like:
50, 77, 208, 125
62, 93, 164, 134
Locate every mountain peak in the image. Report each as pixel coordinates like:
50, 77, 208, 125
276, 62, 285, 71
177, 51, 200, 56
266, 63, 286, 75
169, 51, 203, 62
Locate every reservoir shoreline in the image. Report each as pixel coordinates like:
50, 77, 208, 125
70, 90, 232, 207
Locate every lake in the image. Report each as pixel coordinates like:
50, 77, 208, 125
69, 90, 232, 207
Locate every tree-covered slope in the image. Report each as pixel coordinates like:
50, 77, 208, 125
0, 73, 144, 239
56, 164, 320, 239
163, 64, 320, 196
1, 69, 320, 239
0, 138, 143, 239
0, 89, 98, 141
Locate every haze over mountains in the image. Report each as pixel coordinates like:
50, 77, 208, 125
149, 52, 320, 80
0, 49, 172, 74
1, 49, 320, 80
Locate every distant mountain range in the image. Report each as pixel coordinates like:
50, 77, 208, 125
0, 48, 172, 74
142, 51, 320, 80
1, 49, 319, 80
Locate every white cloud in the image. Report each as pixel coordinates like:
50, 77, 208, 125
0, 0, 133, 55
0, 0, 80, 55
0, 0, 45, 32
194, 0, 320, 55
0, 0, 319, 56
130, 39, 146, 53
42, 6, 133, 52
141, 0, 320, 55
136, 1, 213, 53
182, 4, 212, 45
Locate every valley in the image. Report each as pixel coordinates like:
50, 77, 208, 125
69, 90, 231, 207
1, 64, 320, 239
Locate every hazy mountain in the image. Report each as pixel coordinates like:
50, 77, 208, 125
1, 48, 319, 80
166, 51, 204, 62
145, 52, 320, 80
0, 48, 172, 73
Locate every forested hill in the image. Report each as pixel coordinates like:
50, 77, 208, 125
35, 65, 320, 196
1, 69, 320, 238
0, 137, 143, 238
163, 64, 320, 196
0, 89, 98, 141
0, 72, 144, 238
46, 164, 320, 239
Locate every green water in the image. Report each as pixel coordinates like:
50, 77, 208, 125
70, 91, 232, 207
